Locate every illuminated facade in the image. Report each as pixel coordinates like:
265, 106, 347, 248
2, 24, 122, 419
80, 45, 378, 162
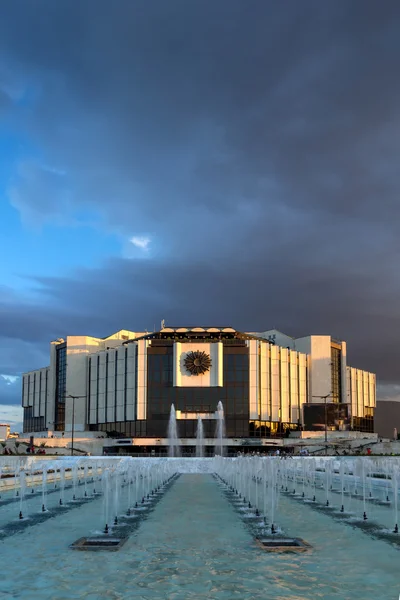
21, 327, 376, 446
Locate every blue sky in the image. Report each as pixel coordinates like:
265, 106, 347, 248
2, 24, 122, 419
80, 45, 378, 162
0, 121, 151, 426
0, 122, 156, 294
0, 130, 121, 288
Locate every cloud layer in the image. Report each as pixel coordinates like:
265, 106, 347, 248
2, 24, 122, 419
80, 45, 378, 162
1, 1, 400, 407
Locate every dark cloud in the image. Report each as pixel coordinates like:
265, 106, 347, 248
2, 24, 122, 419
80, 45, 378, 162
2, 248, 399, 383
0, 373, 23, 407
1, 1, 400, 403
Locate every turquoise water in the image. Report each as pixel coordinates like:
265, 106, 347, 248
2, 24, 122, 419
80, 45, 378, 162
0, 471, 399, 599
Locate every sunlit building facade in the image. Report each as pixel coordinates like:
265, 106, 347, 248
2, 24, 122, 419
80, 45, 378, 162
21, 327, 376, 449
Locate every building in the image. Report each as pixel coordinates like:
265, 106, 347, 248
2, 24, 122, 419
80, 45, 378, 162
0, 424, 10, 441
21, 326, 376, 452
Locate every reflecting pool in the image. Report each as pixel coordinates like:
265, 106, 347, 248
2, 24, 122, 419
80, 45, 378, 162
0, 458, 399, 599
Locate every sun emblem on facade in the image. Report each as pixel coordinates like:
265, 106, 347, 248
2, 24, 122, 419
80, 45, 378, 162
184, 350, 212, 375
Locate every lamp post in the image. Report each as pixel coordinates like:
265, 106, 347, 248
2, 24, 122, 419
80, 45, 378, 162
64, 395, 86, 456
312, 393, 332, 456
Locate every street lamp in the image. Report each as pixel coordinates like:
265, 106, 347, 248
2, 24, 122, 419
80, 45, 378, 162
312, 393, 332, 456
64, 395, 86, 456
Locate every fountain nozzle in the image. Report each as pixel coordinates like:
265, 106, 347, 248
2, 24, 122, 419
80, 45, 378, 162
19, 511, 23, 520
104, 524, 109, 534
271, 523, 276, 534
363, 512, 367, 520
114, 516, 118, 525
394, 524, 398, 534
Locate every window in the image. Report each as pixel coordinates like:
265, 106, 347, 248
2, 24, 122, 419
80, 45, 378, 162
331, 346, 342, 403
23, 407, 45, 433
144, 344, 251, 438
352, 414, 374, 433
55, 343, 67, 430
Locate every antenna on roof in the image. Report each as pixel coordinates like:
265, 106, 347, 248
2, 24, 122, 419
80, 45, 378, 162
161, 319, 165, 330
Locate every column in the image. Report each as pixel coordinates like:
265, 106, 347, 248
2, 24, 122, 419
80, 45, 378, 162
271, 345, 280, 421
89, 356, 98, 425
97, 351, 106, 423
290, 350, 299, 423
260, 342, 270, 421
173, 342, 182, 387
126, 343, 137, 420
106, 349, 116, 423
248, 339, 259, 420
357, 370, 364, 418
116, 346, 126, 421
280, 348, 289, 422
298, 353, 307, 424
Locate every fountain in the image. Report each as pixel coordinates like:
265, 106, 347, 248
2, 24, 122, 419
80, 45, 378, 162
19, 470, 26, 519
215, 401, 226, 456
102, 468, 111, 533
59, 466, 66, 506
168, 404, 181, 458
3, 454, 400, 595
41, 468, 48, 512
196, 416, 205, 458
392, 468, 398, 533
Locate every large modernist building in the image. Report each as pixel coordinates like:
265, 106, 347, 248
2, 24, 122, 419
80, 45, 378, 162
21, 326, 376, 450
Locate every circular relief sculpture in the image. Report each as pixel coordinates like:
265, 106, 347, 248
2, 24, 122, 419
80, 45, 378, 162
184, 350, 212, 375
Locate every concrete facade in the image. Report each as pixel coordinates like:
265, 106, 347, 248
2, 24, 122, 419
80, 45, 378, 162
0, 424, 10, 440
21, 327, 376, 440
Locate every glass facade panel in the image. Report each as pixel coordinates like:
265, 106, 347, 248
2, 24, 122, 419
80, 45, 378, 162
23, 407, 45, 433
352, 414, 374, 433
331, 346, 342, 403
142, 342, 250, 438
303, 403, 350, 431
91, 338, 304, 440
55, 343, 67, 430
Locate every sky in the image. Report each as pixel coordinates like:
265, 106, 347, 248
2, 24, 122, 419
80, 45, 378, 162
1, 1, 400, 429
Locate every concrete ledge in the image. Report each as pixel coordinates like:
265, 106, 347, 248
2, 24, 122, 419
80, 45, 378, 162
70, 536, 128, 551
255, 537, 312, 552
